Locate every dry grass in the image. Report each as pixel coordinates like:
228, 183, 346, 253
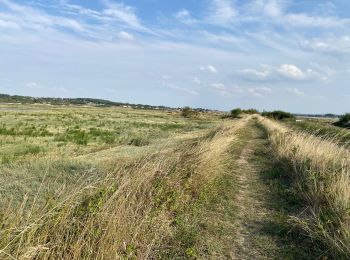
259, 116, 350, 258
0, 105, 248, 259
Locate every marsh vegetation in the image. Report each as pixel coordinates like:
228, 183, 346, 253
0, 104, 349, 259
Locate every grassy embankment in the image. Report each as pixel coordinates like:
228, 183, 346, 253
174, 119, 322, 259
260, 116, 350, 258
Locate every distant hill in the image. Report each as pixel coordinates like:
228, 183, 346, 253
0, 93, 213, 112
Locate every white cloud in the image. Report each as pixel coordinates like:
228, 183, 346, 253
0, 0, 157, 44
118, 31, 134, 40
60, 0, 102, 19
163, 81, 199, 96
248, 86, 272, 97
193, 77, 201, 84
211, 83, 272, 98
238, 64, 328, 82
247, 0, 286, 18
284, 13, 350, 28
0, 0, 85, 32
25, 82, 42, 89
0, 18, 19, 29
263, 0, 283, 17
200, 65, 218, 73
207, 0, 237, 25
244, 0, 349, 29
309, 62, 337, 79
240, 68, 271, 80
102, 0, 144, 31
211, 83, 225, 90
286, 87, 304, 96
210, 83, 243, 97
277, 64, 305, 80
175, 9, 196, 24
300, 37, 350, 55
60, 0, 147, 33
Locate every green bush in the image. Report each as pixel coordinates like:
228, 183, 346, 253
262, 110, 295, 120
128, 136, 150, 146
243, 109, 259, 115
230, 108, 242, 118
181, 107, 199, 118
333, 113, 350, 128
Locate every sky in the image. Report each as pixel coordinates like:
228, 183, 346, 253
0, 0, 350, 113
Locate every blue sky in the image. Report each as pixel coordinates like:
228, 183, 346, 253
0, 0, 350, 113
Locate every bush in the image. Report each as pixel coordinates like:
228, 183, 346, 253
243, 109, 259, 115
128, 136, 150, 146
262, 110, 295, 120
333, 113, 350, 128
224, 108, 259, 119
181, 107, 199, 118
230, 108, 242, 118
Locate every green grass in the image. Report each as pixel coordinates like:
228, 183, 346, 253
0, 105, 227, 259
287, 119, 350, 146
0, 104, 222, 212
0, 105, 341, 259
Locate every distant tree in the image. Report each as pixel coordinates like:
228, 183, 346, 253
230, 108, 242, 118
181, 106, 199, 118
324, 114, 337, 118
262, 110, 295, 120
334, 113, 350, 128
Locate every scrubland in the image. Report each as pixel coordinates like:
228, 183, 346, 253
0, 105, 349, 259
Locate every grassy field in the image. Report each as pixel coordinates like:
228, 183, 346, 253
287, 117, 350, 146
0, 104, 350, 259
0, 104, 226, 258
0, 104, 221, 205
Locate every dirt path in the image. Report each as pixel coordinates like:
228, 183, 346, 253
194, 119, 318, 259
229, 120, 283, 259
230, 126, 266, 259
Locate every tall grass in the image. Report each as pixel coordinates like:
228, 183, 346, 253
0, 118, 247, 259
260, 117, 350, 258
287, 119, 350, 146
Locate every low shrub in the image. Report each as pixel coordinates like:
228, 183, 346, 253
333, 113, 350, 128
262, 110, 295, 120
230, 108, 242, 118
243, 108, 259, 114
181, 107, 199, 118
224, 108, 259, 119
